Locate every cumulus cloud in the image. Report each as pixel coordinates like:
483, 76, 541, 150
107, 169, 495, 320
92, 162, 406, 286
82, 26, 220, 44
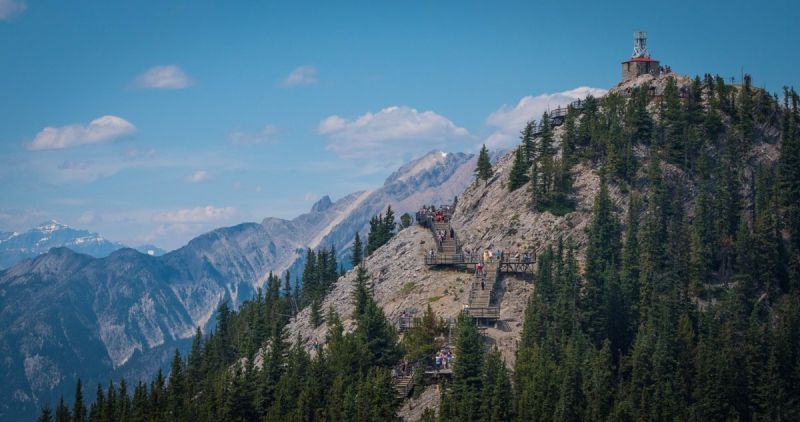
318, 106, 469, 161
186, 170, 211, 183
228, 125, 279, 146
27, 116, 136, 150
280, 65, 317, 87
134, 65, 192, 89
483, 86, 607, 149
0, 0, 26, 20
152, 206, 236, 224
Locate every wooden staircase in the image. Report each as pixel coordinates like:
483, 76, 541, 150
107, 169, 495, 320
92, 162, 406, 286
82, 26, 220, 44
432, 221, 459, 255
393, 372, 414, 399
467, 260, 500, 320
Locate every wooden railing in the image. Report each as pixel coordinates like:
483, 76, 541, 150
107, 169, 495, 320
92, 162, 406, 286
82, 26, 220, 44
466, 306, 500, 319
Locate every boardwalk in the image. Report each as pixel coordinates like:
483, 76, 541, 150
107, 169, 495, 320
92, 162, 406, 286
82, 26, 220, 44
417, 204, 535, 323
466, 259, 500, 321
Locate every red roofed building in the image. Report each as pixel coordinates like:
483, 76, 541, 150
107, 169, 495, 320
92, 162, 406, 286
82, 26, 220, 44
622, 32, 661, 82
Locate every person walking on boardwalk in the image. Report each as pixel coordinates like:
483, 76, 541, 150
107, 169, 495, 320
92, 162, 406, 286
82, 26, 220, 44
481, 279, 485, 290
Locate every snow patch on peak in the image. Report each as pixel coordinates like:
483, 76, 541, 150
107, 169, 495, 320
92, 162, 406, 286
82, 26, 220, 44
35, 220, 69, 233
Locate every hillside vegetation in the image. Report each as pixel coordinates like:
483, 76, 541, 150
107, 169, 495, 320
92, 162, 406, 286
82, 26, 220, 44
41, 73, 800, 421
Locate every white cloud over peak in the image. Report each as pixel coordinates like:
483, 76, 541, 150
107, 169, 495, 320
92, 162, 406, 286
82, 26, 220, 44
483, 86, 607, 149
280, 65, 317, 87
0, 0, 26, 20
134, 65, 192, 89
186, 170, 211, 183
27, 115, 136, 150
318, 106, 469, 161
228, 125, 279, 145
152, 206, 236, 224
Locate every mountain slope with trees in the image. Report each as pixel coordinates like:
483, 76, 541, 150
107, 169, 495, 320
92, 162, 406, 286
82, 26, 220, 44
40, 72, 800, 421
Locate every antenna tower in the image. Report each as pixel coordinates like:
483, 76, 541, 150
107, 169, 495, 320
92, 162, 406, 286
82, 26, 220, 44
632, 31, 648, 58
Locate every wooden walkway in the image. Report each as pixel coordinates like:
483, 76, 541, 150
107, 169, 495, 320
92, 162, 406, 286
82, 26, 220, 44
466, 259, 500, 321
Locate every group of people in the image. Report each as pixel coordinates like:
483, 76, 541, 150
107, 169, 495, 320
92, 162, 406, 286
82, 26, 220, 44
464, 244, 533, 264
434, 347, 454, 370
417, 205, 453, 226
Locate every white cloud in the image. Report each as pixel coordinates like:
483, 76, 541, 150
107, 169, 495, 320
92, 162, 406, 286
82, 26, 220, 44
27, 115, 136, 150
134, 65, 192, 89
152, 206, 236, 224
0, 0, 26, 20
280, 65, 317, 87
318, 106, 469, 161
304, 192, 319, 201
483, 86, 607, 149
186, 170, 211, 183
76, 210, 102, 225
228, 125, 279, 146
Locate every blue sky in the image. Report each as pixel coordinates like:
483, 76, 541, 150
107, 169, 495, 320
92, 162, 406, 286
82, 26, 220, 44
1, 0, 797, 249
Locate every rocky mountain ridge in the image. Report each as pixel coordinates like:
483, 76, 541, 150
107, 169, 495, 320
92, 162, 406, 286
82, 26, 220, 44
0, 220, 166, 270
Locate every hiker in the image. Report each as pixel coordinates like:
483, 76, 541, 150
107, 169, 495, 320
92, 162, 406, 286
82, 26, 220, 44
481, 279, 485, 290
435, 354, 441, 369
450, 228, 454, 238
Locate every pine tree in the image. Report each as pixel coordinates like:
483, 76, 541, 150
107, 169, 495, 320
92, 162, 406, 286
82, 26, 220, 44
522, 120, 537, 163
167, 349, 186, 419
583, 340, 613, 421
353, 265, 371, 319
38, 405, 53, 422
476, 144, 493, 182
508, 146, 530, 191
480, 348, 513, 422
400, 212, 412, 229
581, 177, 622, 346
55, 396, 70, 422
442, 314, 484, 421
310, 298, 323, 328
89, 383, 104, 422
555, 336, 585, 422
72, 379, 87, 422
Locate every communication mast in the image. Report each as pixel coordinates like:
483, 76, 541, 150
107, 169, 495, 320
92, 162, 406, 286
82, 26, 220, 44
632, 31, 648, 58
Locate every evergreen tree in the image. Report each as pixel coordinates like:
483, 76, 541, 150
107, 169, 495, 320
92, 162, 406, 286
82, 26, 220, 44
310, 298, 323, 328
522, 120, 537, 163
72, 379, 86, 422
476, 144, 493, 182
442, 314, 484, 421
38, 405, 53, 422
581, 177, 622, 346
583, 340, 613, 421
167, 349, 186, 420
480, 348, 513, 422
508, 146, 530, 191
55, 396, 70, 422
400, 212, 412, 229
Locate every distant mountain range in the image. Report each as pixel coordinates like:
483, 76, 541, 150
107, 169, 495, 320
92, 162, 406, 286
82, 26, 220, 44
0, 149, 477, 420
0, 220, 166, 269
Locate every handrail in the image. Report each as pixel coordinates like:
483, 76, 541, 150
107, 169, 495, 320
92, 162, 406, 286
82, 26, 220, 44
465, 306, 500, 319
